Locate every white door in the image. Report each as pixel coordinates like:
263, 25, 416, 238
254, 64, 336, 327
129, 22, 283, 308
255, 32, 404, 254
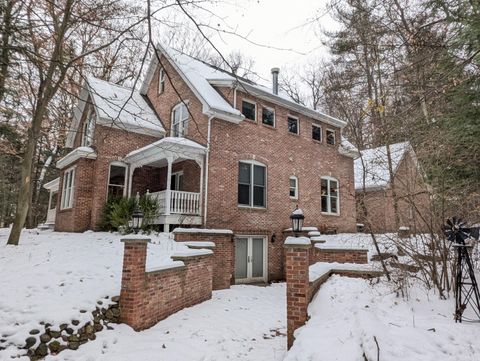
235, 236, 267, 283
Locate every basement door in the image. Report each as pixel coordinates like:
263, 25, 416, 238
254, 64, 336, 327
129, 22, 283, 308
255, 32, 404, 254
235, 236, 267, 283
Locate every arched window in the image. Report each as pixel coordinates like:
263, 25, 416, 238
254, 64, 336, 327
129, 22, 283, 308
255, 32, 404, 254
171, 102, 189, 137
81, 111, 95, 146
289, 176, 298, 199
238, 160, 267, 208
321, 176, 339, 214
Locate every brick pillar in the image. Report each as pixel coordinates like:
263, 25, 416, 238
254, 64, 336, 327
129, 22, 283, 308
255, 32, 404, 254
284, 236, 311, 349
119, 236, 150, 330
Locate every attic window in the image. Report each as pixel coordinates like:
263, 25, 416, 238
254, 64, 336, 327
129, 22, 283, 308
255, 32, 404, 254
262, 106, 275, 127
312, 124, 322, 142
326, 129, 336, 145
288, 116, 299, 134
81, 111, 95, 147
242, 100, 256, 121
158, 68, 166, 94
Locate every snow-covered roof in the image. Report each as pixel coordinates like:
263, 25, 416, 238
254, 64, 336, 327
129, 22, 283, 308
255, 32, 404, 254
65, 77, 165, 147
124, 136, 206, 167
87, 76, 165, 135
354, 141, 412, 190
141, 45, 347, 128
56, 146, 97, 169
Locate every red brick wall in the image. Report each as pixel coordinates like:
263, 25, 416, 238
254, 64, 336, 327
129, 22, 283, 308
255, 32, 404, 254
311, 247, 368, 264
356, 152, 431, 233
119, 237, 213, 331
173, 231, 234, 290
55, 158, 95, 232
57, 123, 161, 232
284, 243, 310, 349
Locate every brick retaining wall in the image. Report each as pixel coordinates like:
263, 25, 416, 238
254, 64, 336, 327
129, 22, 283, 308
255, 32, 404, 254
119, 237, 213, 331
173, 229, 234, 290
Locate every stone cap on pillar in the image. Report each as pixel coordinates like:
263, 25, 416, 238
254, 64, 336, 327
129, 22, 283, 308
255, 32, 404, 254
121, 235, 151, 244
284, 236, 311, 249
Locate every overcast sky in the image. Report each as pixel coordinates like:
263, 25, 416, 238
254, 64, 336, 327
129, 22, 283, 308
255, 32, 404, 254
163, 0, 339, 86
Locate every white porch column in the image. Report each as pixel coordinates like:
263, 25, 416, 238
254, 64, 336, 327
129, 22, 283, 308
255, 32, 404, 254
47, 190, 53, 210
196, 156, 204, 219
165, 157, 173, 215
127, 164, 137, 197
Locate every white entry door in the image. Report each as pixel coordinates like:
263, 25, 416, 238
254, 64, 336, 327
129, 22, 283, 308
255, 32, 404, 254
235, 236, 267, 283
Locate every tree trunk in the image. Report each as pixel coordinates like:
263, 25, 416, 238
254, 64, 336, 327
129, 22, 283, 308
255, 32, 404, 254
7, 98, 48, 244
0, 0, 14, 104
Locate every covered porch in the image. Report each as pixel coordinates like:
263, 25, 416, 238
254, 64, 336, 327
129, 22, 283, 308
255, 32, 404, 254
124, 137, 206, 231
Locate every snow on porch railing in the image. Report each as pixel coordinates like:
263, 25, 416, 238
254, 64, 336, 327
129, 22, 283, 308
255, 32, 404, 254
148, 190, 200, 215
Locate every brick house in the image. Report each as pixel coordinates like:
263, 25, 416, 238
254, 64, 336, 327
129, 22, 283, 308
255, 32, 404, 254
50, 45, 358, 283
354, 141, 431, 233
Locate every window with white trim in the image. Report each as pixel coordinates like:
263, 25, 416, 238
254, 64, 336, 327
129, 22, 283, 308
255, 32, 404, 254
312, 124, 322, 142
321, 177, 339, 214
158, 68, 166, 94
287, 116, 299, 134
262, 106, 275, 127
238, 161, 266, 207
242, 100, 256, 121
171, 102, 189, 137
61, 168, 75, 209
107, 163, 127, 198
81, 111, 95, 147
326, 128, 336, 145
289, 176, 298, 199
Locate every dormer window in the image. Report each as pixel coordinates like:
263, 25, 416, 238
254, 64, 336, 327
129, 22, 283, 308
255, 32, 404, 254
158, 68, 166, 94
171, 102, 189, 137
81, 111, 95, 147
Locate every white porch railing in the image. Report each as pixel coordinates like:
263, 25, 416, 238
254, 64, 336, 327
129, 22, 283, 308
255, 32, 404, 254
46, 208, 56, 224
148, 190, 201, 216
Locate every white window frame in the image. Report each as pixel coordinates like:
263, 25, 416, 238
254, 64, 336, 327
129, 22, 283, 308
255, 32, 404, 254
287, 115, 299, 135
262, 106, 276, 127
171, 101, 189, 137
321, 176, 340, 215
81, 111, 95, 147
107, 162, 127, 198
158, 68, 166, 94
171, 171, 184, 191
241, 99, 257, 121
312, 123, 322, 142
289, 176, 298, 199
61, 167, 76, 210
238, 160, 267, 208
326, 128, 336, 145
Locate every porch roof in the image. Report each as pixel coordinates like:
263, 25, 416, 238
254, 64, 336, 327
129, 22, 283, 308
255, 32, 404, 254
124, 137, 206, 167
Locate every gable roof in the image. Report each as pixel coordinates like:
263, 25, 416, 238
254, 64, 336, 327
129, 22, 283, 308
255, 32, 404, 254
140, 45, 347, 128
354, 141, 413, 190
65, 77, 165, 147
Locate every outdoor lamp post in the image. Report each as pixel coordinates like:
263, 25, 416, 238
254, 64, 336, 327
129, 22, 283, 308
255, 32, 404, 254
290, 206, 305, 237
131, 208, 144, 234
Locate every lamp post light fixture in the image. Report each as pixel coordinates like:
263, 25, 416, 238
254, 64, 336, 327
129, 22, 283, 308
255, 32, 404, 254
290, 206, 305, 237
131, 207, 144, 234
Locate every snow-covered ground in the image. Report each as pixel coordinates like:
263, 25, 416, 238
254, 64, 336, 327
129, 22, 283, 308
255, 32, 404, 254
286, 275, 480, 361
45, 284, 286, 361
0, 228, 187, 359
1, 228, 479, 361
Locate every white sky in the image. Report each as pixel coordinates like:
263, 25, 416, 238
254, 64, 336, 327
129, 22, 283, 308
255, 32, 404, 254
162, 0, 339, 86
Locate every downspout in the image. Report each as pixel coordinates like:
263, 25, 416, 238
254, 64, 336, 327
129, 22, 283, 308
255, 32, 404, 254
203, 115, 214, 227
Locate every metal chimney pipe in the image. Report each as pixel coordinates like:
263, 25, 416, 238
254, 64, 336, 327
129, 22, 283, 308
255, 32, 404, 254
271, 67, 280, 95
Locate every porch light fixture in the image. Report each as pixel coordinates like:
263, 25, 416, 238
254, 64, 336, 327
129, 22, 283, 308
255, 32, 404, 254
290, 206, 304, 236
131, 207, 144, 234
